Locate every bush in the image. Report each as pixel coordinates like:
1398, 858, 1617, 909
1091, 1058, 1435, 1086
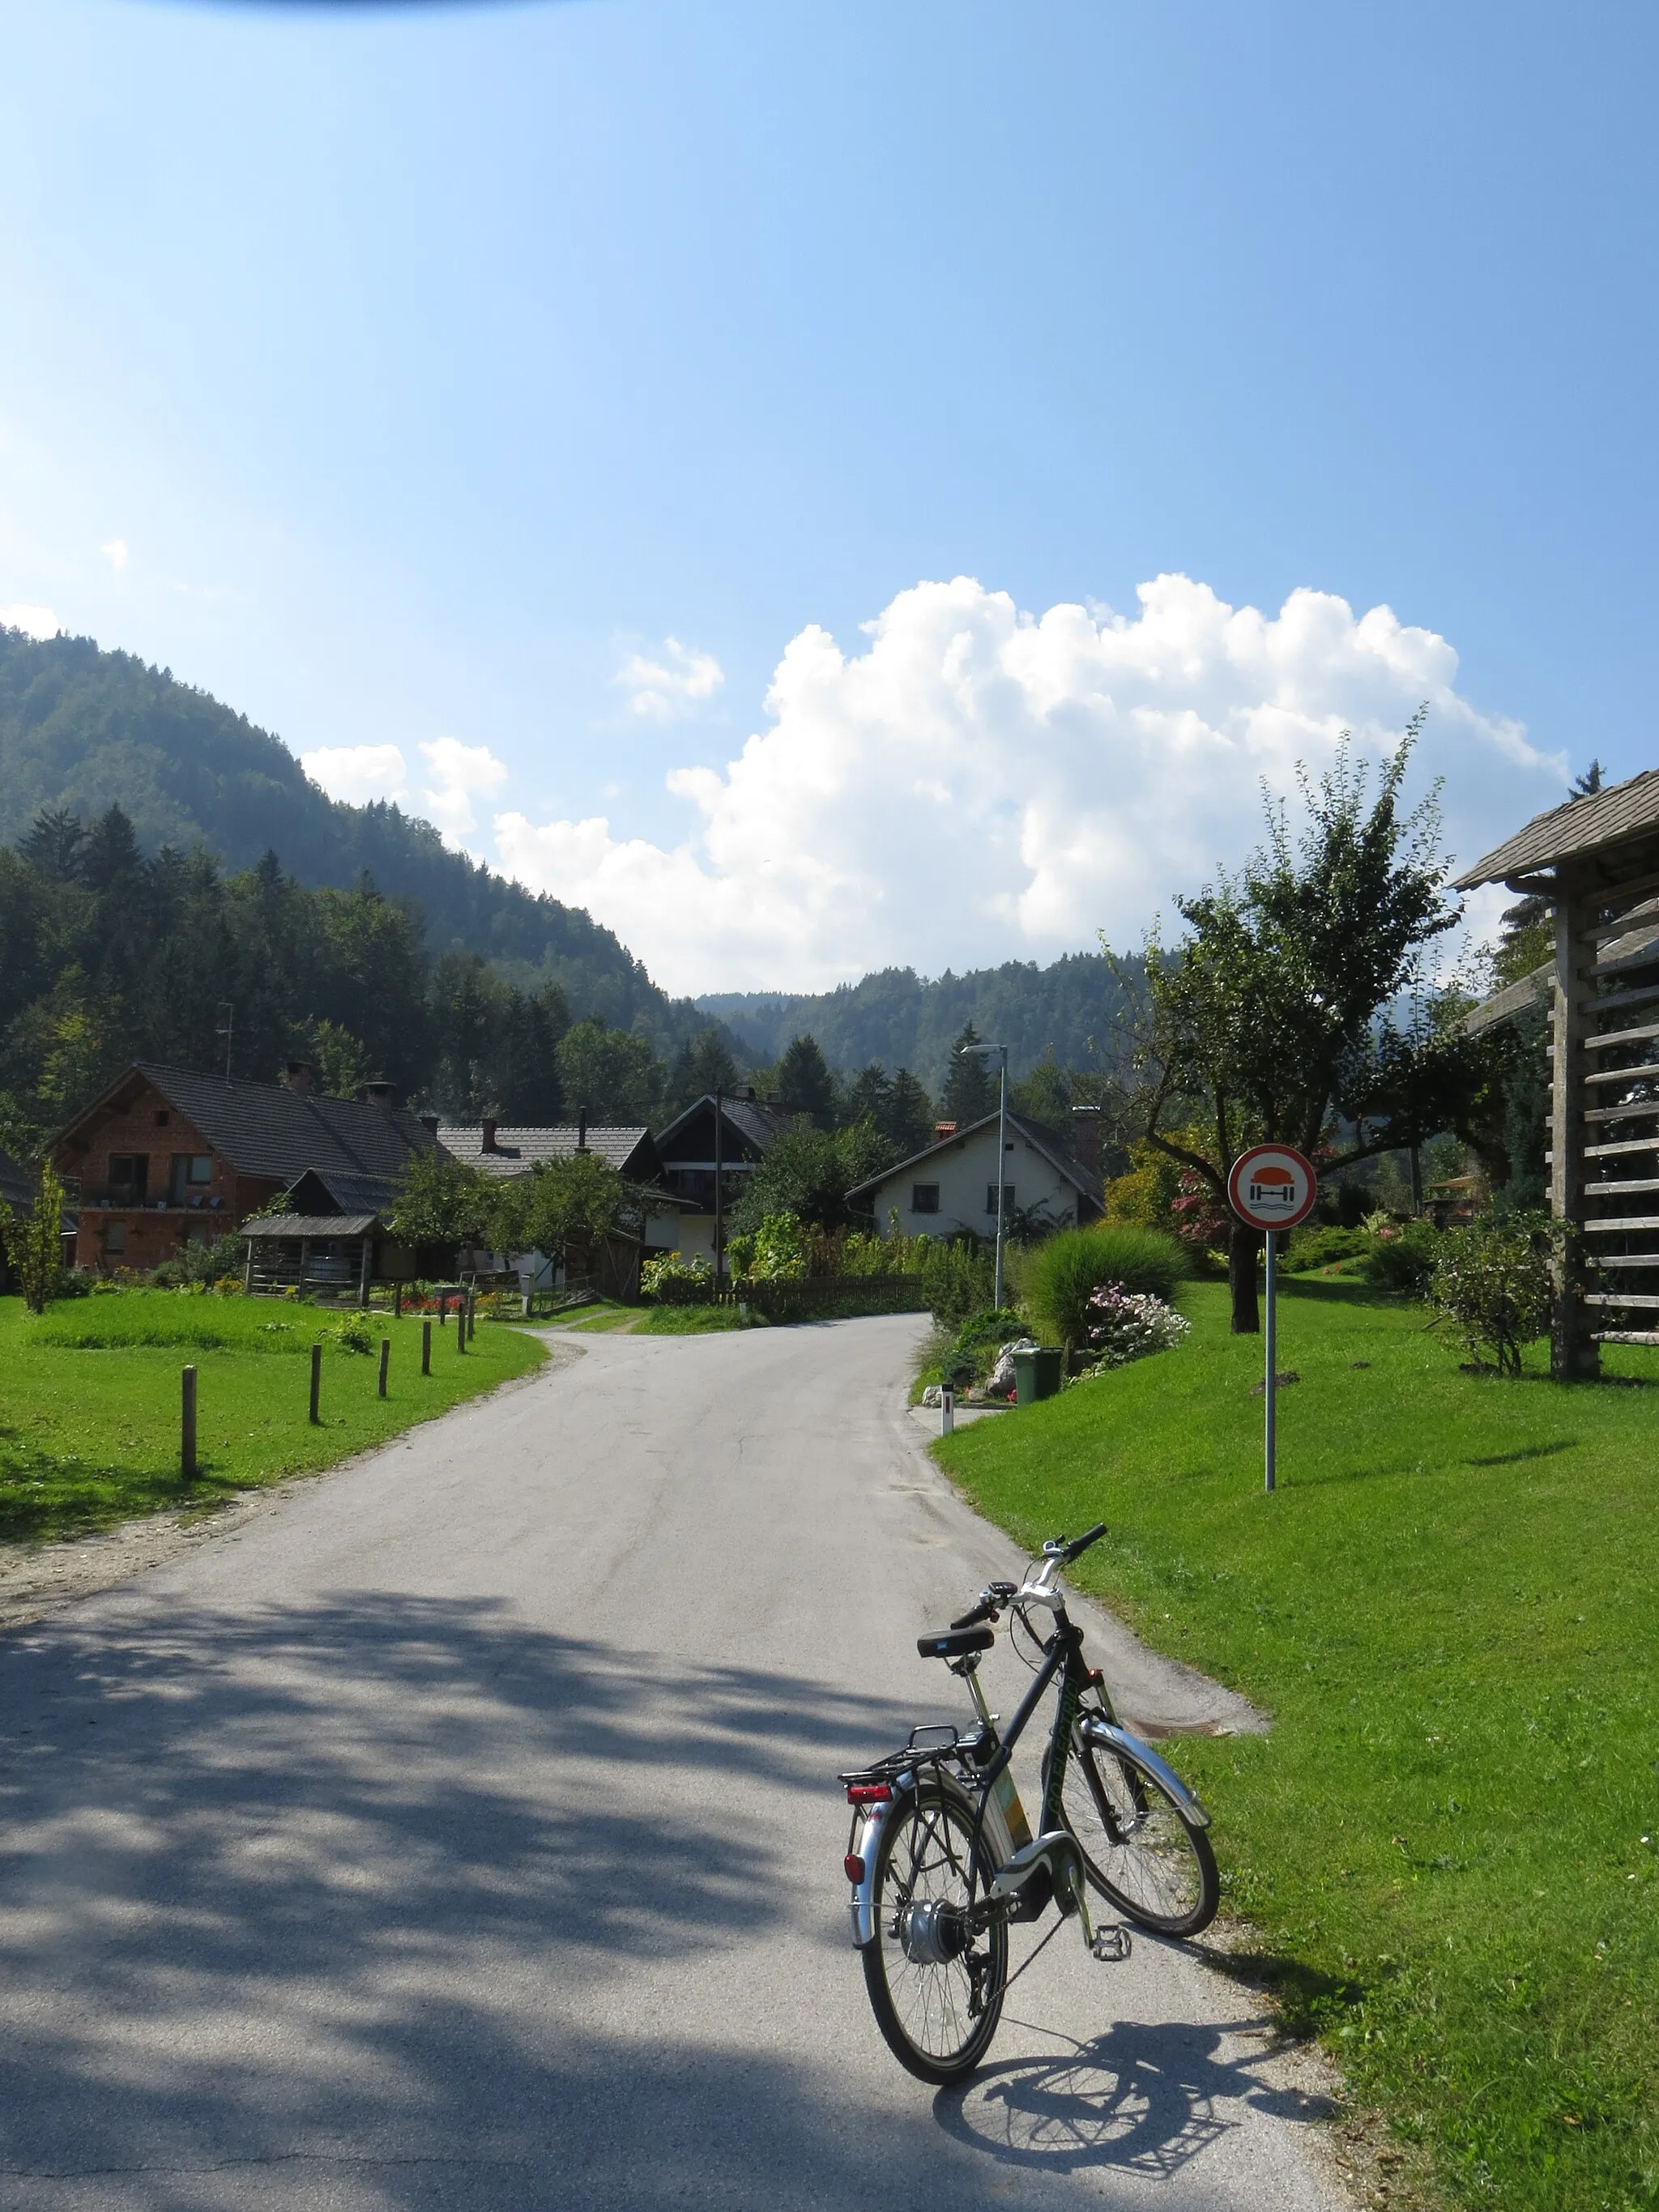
1431, 1213, 1555, 1376
1287, 1224, 1369, 1271
1068, 1285, 1191, 1379
1017, 1225, 1189, 1349
331, 1314, 375, 1354
642, 1252, 714, 1301
920, 1239, 995, 1325
1359, 1214, 1444, 1298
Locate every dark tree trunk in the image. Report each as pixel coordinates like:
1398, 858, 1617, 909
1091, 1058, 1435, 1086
1227, 1219, 1262, 1333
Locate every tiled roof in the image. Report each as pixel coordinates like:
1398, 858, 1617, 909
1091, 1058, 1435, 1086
437, 1125, 660, 1180
654, 1093, 793, 1160
238, 1214, 379, 1238
284, 1167, 407, 1216
846, 1110, 1105, 1204
1454, 769, 1659, 889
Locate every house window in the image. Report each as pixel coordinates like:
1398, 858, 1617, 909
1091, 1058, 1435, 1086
171, 1154, 213, 1202
102, 1220, 126, 1255
911, 1183, 940, 1213
109, 1154, 148, 1200
155, 1110, 169, 1127
986, 1183, 1015, 1215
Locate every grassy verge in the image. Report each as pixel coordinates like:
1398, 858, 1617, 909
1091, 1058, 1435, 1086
937, 1280, 1657, 2212
633, 1303, 766, 1335
0, 1291, 546, 1545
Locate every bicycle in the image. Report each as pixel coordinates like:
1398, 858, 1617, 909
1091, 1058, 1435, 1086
839, 1523, 1219, 2083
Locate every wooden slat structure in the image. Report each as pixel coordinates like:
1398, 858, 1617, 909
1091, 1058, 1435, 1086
1457, 768, 1659, 1376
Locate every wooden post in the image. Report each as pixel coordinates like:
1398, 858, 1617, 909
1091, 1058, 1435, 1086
242, 1239, 254, 1294
394, 1281, 402, 1319
421, 1319, 432, 1375
1552, 878, 1601, 1379
378, 1338, 390, 1398
309, 1340, 322, 1424
357, 1236, 372, 1309
439, 1291, 447, 1326
181, 1365, 197, 1479
467, 1289, 476, 1341
457, 1299, 467, 1353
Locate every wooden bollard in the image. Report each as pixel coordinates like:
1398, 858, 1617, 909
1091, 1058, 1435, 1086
421, 1319, 432, 1375
181, 1365, 198, 1479
378, 1338, 390, 1399
309, 1341, 322, 1424
457, 1300, 467, 1353
467, 1290, 476, 1342
394, 1282, 403, 1319
438, 1292, 447, 1327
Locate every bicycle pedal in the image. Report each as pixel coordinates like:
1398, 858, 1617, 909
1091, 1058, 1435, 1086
1091, 1925, 1132, 1963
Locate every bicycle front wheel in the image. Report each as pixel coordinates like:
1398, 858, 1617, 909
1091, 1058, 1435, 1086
860, 1777, 1007, 2084
1058, 1733, 1218, 1937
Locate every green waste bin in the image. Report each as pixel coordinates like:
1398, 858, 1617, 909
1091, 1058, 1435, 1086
1013, 1347, 1064, 1404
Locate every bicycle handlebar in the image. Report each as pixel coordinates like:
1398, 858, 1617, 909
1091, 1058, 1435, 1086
1043, 1522, 1107, 1565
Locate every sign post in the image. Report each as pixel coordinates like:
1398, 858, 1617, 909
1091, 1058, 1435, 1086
1226, 1144, 1318, 1494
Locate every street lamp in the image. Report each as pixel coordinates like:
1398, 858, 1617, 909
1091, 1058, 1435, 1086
960, 1042, 1010, 1310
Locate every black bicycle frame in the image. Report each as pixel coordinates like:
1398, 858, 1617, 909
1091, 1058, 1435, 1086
967, 1602, 1092, 1879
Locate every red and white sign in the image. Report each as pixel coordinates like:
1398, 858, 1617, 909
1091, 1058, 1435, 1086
1226, 1144, 1318, 1231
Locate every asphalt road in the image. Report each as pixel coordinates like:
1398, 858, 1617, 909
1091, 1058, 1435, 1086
0, 1316, 1346, 2211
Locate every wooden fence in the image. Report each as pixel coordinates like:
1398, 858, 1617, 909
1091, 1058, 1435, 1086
654, 1273, 927, 1321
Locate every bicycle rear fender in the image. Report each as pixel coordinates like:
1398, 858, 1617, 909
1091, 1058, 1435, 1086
1079, 1717, 1212, 1830
849, 1771, 1017, 1948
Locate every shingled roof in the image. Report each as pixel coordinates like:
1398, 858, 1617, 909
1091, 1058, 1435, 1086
1455, 769, 1659, 890
438, 1124, 661, 1182
846, 1109, 1105, 1205
54, 1063, 438, 1190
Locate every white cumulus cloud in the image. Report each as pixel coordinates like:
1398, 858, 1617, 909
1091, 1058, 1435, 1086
300, 735, 508, 851
1, 603, 60, 640
495, 573, 1567, 995
301, 742, 409, 807
616, 636, 724, 719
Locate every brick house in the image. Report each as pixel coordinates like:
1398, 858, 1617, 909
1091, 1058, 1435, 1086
53, 1061, 438, 1274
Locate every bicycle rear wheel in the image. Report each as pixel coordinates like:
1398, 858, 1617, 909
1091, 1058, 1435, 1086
860, 1777, 1007, 2083
1056, 1733, 1218, 1936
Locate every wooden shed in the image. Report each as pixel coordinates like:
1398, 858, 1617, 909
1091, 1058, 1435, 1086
1456, 769, 1659, 1376
238, 1213, 385, 1302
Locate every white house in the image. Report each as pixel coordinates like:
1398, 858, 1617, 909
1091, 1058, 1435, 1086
847, 1110, 1105, 1241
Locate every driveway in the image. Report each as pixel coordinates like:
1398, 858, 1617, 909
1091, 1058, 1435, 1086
0, 1315, 1346, 2210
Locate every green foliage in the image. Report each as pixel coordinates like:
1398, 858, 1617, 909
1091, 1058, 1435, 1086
842, 1062, 936, 1155
330, 1314, 375, 1354
1431, 1211, 1555, 1375
493, 1150, 639, 1259
1285, 1223, 1369, 1271
732, 1213, 808, 1281
633, 1302, 763, 1334
1358, 1213, 1444, 1298
940, 1021, 997, 1124
640, 1251, 714, 1299
727, 1118, 895, 1234
386, 1149, 493, 1246
146, 1234, 241, 1290
774, 1034, 837, 1127
919, 1239, 996, 1325
667, 1027, 740, 1113
553, 1017, 662, 1123
1016, 1223, 1189, 1348
2, 1158, 64, 1315
304, 1019, 375, 1100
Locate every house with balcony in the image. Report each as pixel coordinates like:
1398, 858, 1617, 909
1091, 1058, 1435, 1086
52, 1060, 438, 1276
650, 1090, 795, 1265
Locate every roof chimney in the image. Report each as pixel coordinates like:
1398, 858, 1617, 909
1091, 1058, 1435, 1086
284, 1060, 313, 1096
362, 1081, 397, 1113
1070, 1105, 1102, 1178
481, 1116, 498, 1153
934, 1120, 958, 1140
577, 1107, 588, 1150
419, 1113, 440, 1139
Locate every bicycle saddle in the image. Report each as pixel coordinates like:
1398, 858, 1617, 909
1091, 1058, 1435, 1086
917, 1626, 996, 1661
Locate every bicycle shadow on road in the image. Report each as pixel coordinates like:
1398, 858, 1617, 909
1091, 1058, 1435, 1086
935, 2014, 1339, 2183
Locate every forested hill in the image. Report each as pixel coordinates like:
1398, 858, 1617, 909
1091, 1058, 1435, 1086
0, 626, 677, 1036
697, 952, 1136, 1092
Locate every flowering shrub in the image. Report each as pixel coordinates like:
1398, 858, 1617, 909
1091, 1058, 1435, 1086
1068, 1281, 1190, 1380
1431, 1212, 1555, 1376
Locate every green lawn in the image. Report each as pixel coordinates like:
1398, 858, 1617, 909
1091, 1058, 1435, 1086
939, 1281, 1657, 2212
0, 1291, 547, 1544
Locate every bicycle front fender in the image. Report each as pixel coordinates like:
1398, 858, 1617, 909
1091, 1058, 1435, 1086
1080, 1716, 1212, 1830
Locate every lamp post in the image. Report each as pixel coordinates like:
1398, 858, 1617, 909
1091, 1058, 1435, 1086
960, 1043, 1011, 1310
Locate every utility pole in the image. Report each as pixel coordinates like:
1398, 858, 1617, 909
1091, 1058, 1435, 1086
713, 1088, 724, 1291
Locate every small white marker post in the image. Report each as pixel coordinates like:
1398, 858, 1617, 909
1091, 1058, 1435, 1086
1226, 1145, 1317, 1497
940, 1387, 954, 1438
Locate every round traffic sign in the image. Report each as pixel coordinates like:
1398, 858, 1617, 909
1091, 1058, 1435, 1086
1227, 1144, 1318, 1231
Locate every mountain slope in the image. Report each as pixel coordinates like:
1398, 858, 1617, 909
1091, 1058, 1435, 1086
0, 626, 699, 1043
697, 952, 1134, 1089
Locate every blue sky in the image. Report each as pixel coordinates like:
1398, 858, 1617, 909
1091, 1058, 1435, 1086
2, 1, 1653, 989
